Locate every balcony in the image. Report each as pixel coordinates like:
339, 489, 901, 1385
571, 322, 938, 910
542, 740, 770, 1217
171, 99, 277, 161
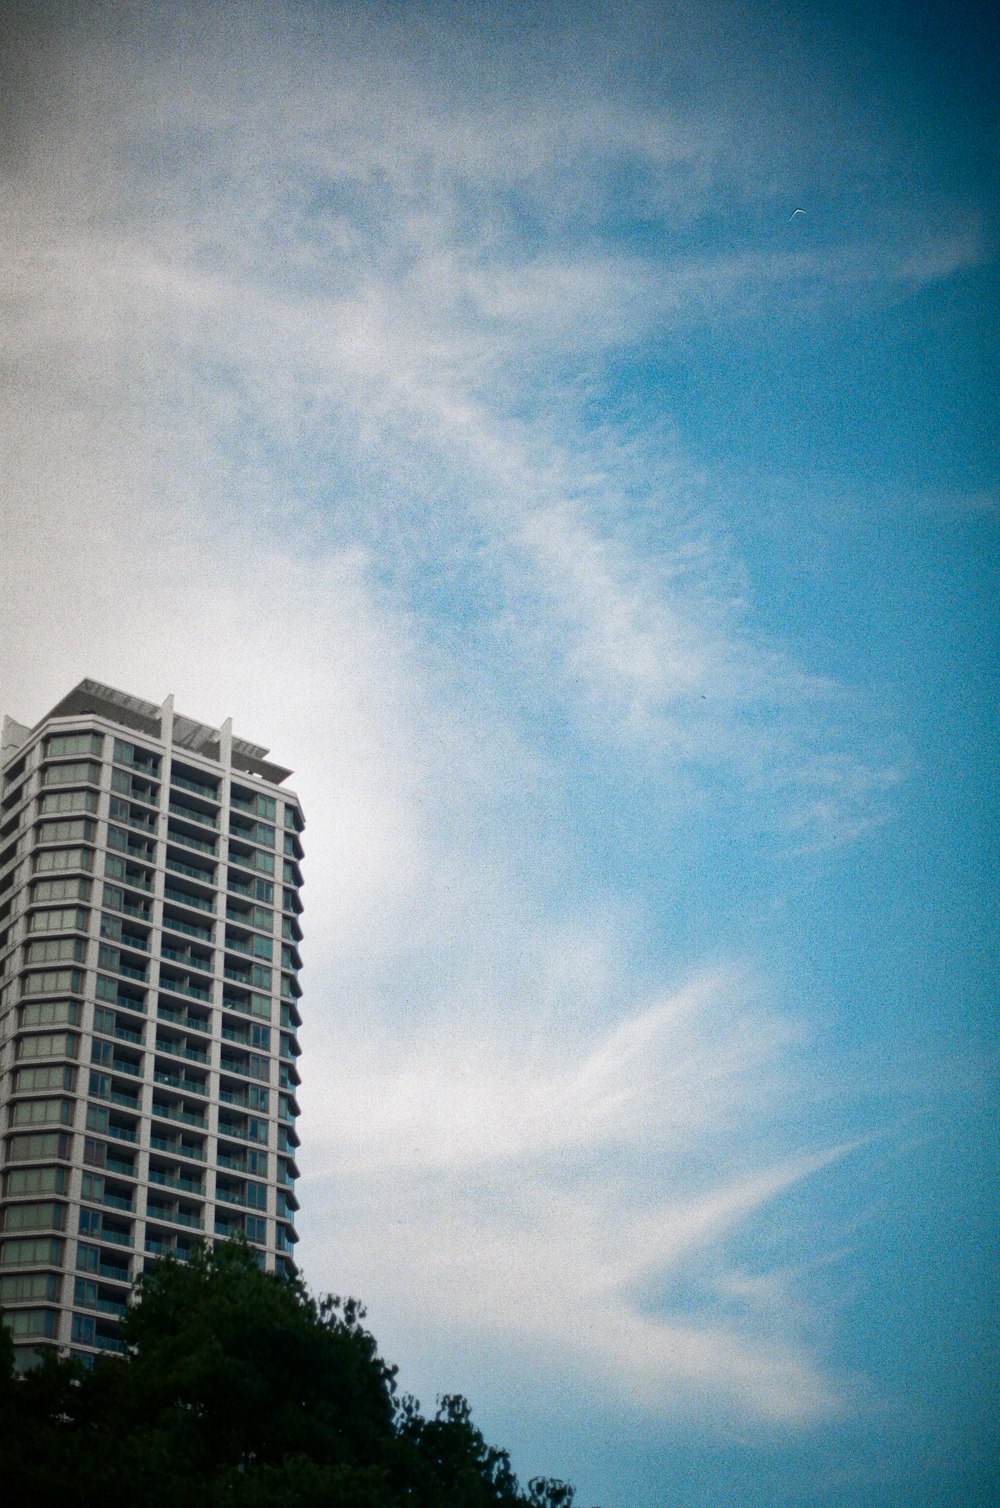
165, 855, 215, 884
111, 1023, 143, 1045
109, 1057, 141, 1077
162, 914, 213, 942
100, 1227, 133, 1247
146, 1203, 204, 1231
149, 1134, 206, 1162
97, 1263, 131, 1284
217, 1152, 249, 1172
151, 1102, 206, 1130
224, 937, 255, 958
94, 1295, 128, 1318
106, 990, 147, 1016
117, 811, 157, 834
170, 774, 220, 803
159, 978, 212, 1003
153, 1070, 207, 1096
113, 838, 157, 863
94, 1332, 127, 1354
112, 930, 150, 952
154, 1038, 209, 1067
163, 885, 214, 915
215, 1187, 261, 1209
168, 800, 219, 830
169, 828, 217, 857
144, 1237, 194, 1259
101, 1191, 135, 1213
220, 1056, 266, 1081
149, 1168, 204, 1196
157, 1005, 210, 1034
109, 1089, 140, 1111
160, 945, 214, 974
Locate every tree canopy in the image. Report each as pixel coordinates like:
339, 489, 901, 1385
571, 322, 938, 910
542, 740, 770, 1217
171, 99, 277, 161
0, 1241, 586, 1508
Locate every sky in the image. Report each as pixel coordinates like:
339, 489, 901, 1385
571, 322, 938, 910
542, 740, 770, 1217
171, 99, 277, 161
0, 1, 996, 1503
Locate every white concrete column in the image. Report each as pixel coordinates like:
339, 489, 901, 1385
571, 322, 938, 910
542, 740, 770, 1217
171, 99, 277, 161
160, 693, 175, 745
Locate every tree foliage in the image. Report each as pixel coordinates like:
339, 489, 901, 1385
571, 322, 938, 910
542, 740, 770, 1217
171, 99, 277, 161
0, 1241, 587, 1508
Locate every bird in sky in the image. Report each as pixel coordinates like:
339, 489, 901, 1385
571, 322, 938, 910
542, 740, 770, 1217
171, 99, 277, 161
789, 208, 806, 220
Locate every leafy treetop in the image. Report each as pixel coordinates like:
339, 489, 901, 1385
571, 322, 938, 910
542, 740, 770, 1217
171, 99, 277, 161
0, 1241, 589, 1508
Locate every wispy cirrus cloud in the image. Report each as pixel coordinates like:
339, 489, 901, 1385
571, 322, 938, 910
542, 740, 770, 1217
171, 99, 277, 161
302, 958, 857, 1423
0, 1, 964, 1447
1, 0, 924, 843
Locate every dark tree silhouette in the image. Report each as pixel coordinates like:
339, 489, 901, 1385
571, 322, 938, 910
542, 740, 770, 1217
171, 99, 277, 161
0, 1241, 588, 1508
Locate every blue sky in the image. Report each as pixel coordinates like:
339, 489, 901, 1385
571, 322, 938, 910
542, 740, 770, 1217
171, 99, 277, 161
0, 2, 996, 1503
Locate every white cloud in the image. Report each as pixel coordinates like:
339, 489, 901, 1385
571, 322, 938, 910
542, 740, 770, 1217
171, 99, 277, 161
0, 0, 941, 1438
299, 958, 851, 1423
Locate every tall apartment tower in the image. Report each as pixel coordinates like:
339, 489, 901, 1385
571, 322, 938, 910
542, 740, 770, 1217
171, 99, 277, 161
0, 680, 303, 1367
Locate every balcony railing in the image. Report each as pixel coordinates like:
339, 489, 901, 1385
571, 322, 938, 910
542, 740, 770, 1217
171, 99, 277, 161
156, 1004, 209, 1034
95, 1296, 128, 1317
149, 1134, 206, 1161
151, 1103, 207, 1130
101, 1191, 134, 1213
162, 915, 213, 941
168, 828, 217, 856
148, 1169, 205, 1196
165, 856, 215, 883
97, 1263, 131, 1283
100, 1227, 133, 1247
94, 1332, 126, 1353
159, 978, 211, 1003
155, 1040, 209, 1066
160, 947, 214, 977
215, 1187, 260, 1209
168, 801, 219, 830
146, 1205, 204, 1231
217, 1152, 249, 1172
163, 885, 214, 914
145, 1237, 194, 1259
110, 1058, 141, 1077
154, 1070, 208, 1096
170, 774, 220, 802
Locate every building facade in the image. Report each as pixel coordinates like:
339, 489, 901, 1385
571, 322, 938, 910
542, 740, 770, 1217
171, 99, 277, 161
0, 680, 303, 1367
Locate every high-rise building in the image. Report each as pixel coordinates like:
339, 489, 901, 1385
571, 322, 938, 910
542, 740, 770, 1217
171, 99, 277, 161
0, 680, 303, 1367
